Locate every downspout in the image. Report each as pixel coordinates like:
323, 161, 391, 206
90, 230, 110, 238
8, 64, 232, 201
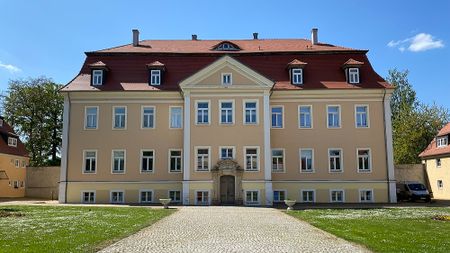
382, 89, 389, 202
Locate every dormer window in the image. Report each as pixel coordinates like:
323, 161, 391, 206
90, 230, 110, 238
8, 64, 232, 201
8, 137, 17, 147
213, 41, 241, 51
292, 68, 303, 85
88, 61, 109, 86
348, 68, 360, 84
287, 59, 307, 85
437, 136, 448, 147
222, 73, 232, 85
342, 58, 363, 84
150, 70, 161, 85
92, 70, 104, 85
147, 61, 166, 86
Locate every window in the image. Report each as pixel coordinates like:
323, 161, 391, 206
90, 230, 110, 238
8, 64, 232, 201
272, 149, 285, 172
92, 70, 103, 85
271, 106, 283, 128
140, 190, 153, 203
8, 137, 17, 147
436, 158, 442, 167
437, 180, 444, 189
196, 191, 209, 205
196, 148, 210, 171
196, 102, 209, 124
245, 148, 258, 171
13, 181, 19, 188
273, 190, 286, 202
222, 73, 232, 85
21, 160, 26, 168
348, 68, 360, 84
169, 190, 181, 203
220, 101, 234, 124
113, 106, 126, 129
169, 150, 182, 172
330, 190, 345, 203
170, 107, 182, 129
15, 159, 19, 168
245, 190, 259, 205
141, 150, 154, 173
244, 101, 258, 124
329, 149, 343, 172
357, 149, 371, 172
359, 189, 373, 202
112, 150, 126, 173
110, 191, 124, 203
437, 136, 448, 147
83, 150, 97, 173
299, 106, 312, 128
327, 105, 340, 128
150, 70, 161, 85
355, 105, 369, 128
216, 43, 239, 51
300, 149, 314, 172
85, 107, 98, 129
301, 190, 315, 203
82, 191, 95, 203
291, 68, 303, 85
220, 147, 234, 160
141, 106, 155, 129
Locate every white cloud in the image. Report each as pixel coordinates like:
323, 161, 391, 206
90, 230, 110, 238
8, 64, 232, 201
387, 33, 444, 52
0, 61, 21, 73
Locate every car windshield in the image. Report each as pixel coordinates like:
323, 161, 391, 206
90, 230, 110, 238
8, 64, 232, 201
408, 184, 426, 191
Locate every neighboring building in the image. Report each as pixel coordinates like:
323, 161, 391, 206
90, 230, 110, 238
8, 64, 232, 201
0, 116, 29, 197
419, 122, 450, 199
59, 29, 396, 205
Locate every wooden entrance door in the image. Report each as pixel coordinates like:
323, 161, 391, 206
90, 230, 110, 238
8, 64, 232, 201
220, 175, 235, 204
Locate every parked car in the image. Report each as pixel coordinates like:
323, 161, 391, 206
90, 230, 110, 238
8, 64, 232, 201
396, 182, 431, 202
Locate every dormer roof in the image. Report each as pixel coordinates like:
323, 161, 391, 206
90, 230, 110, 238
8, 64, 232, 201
146, 61, 166, 70
342, 58, 364, 68
88, 61, 109, 70
287, 59, 308, 69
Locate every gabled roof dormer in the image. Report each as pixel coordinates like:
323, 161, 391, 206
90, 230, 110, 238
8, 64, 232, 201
342, 58, 364, 84
88, 61, 109, 86
146, 61, 166, 86
287, 59, 307, 85
212, 41, 241, 51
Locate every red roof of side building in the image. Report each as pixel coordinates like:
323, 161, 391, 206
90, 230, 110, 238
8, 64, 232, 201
0, 117, 29, 157
419, 123, 450, 158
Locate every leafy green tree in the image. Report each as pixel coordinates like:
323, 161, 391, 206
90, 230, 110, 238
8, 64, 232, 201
2, 77, 63, 166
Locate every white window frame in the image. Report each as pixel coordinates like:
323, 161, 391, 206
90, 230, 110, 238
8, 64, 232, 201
243, 99, 259, 125
273, 189, 287, 203
169, 106, 183, 129
359, 189, 374, 203
219, 146, 235, 160
436, 158, 442, 168
139, 189, 154, 203
298, 105, 313, 129
150, 69, 161, 85
271, 148, 285, 173
195, 190, 211, 205
15, 159, 19, 168
21, 160, 26, 168
111, 149, 126, 174
81, 191, 96, 204
219, 100, 235, 125
357, 148, 372, 173
195, 146, 211, 172
110, 190, 125, 204
195, 100, 211, 125
348, 68, 360, 84
112, 106, 127, 130
330, 189, 345, 203
301, 189, 316, 203
168, 190, 181, 203
245, 190, 260, 205
221, 73, 232, 85
92, 69, 103, 85
355, 104, 370, 128
437, 136, 448, 147
299, 148, 314, 173
141, 106, 156, 129
140, 149, 155, 173
271, 105, 284, 129
84, 106, 99, 130
82, 149, 97, 174
327, 105, 341, 128
168, 149, 182, 173
437, 180, 444, 190
328, 148, 343, 173
291, 68, 303, 85
8, 137, 18, 147
244, 146, 260, 171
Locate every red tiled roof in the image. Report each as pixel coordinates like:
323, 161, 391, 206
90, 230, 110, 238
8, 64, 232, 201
88, 61, 108, 68
342, 58, 364, 67
419, 123, 450, 158
437, 122, 450, 137
0, 117, 29, 157
287, 59, 308, 68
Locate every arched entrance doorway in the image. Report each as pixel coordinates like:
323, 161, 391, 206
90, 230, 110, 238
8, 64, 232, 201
212, 159, 243, 205
220, 175, 235, 204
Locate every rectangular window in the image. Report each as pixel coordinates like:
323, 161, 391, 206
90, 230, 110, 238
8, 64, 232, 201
220, 147, 234, 160
141, 106, 155, 129
8, 137, 18, 147
301, 190, 315, 203
330, 190, 344, 203
196, 102, 209, 124
437, 136, 448, 147
85, 107, 98, 129
329, 149, 343, 172
13, 181, 19, 188
110, 191, 124, 203
15, 159, 19, 168
170, 107, 182, 129
357, 149, 371, 172
169, 190, 181, 203
82, 191, 95, 203
436, 158, 442, 167
273, 190, 286, 202
245, 148, 258, 171
150, 70, 161, 85
196, 148, 210, 171
292, 68, 303, 85
92, 70, 103, 85
83, 150, 97, 173
327, 105, 340, 128
437, 180, 444, 189
245, 190, 259, 204
299, 106, 312, 128
355, 105, 369, 128
272, 149, 285, 172
113, 106, 126, 129
222, 73, 232, 85
140, 190, 153, 203
169, 150, 182, 172
112, 150, 126, 173
21, 160, 26, 168
271, 106, 283, 128
220, 101, 234, 124
359, 189, 373, 202
244, 101, 257, 124
348, 68, 360, 84
141, 150, 154, 173
196, 191, 209, 205
300, 149, 314, 172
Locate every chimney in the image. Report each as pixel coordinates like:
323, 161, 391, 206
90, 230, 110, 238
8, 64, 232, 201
311, 28, 318, 45
253, 32, 259, 40
192, 34, 198, 40
132, 29, 139, 47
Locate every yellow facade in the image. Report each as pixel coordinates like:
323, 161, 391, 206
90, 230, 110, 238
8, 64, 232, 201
0, 154, 28, 197
424, 157, 450, 199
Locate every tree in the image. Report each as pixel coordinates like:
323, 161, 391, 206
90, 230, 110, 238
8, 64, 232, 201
387, 69, 450, 164
2, 77, 63, 166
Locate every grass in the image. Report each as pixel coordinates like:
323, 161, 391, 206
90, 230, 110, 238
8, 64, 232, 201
289, 207, 450, 253
0, 205, 175, 253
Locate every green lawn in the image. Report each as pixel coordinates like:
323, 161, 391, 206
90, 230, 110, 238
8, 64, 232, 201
0, 205, 175, 253
289, 208, 450, 253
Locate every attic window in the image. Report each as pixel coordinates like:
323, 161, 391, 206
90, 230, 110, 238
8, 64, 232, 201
92, 70, 104, 85
342, 58, 363, 84
222, 73, 232, 85
437, 136, 448, 147
150, 70, 161, 85
286, 59, 307, 85
8, 137, 17, 147
348, 68, 360, 84
291, 69, 303, 85
214, 42, 240, 51
88, 61, 109, 86
146, 61, 165, 86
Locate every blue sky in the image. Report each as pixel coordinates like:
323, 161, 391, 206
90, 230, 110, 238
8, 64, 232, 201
0, 0, 449, 109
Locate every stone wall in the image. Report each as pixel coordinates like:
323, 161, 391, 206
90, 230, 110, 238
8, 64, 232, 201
25, 166, 60, 200
395, 164, 428, 185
